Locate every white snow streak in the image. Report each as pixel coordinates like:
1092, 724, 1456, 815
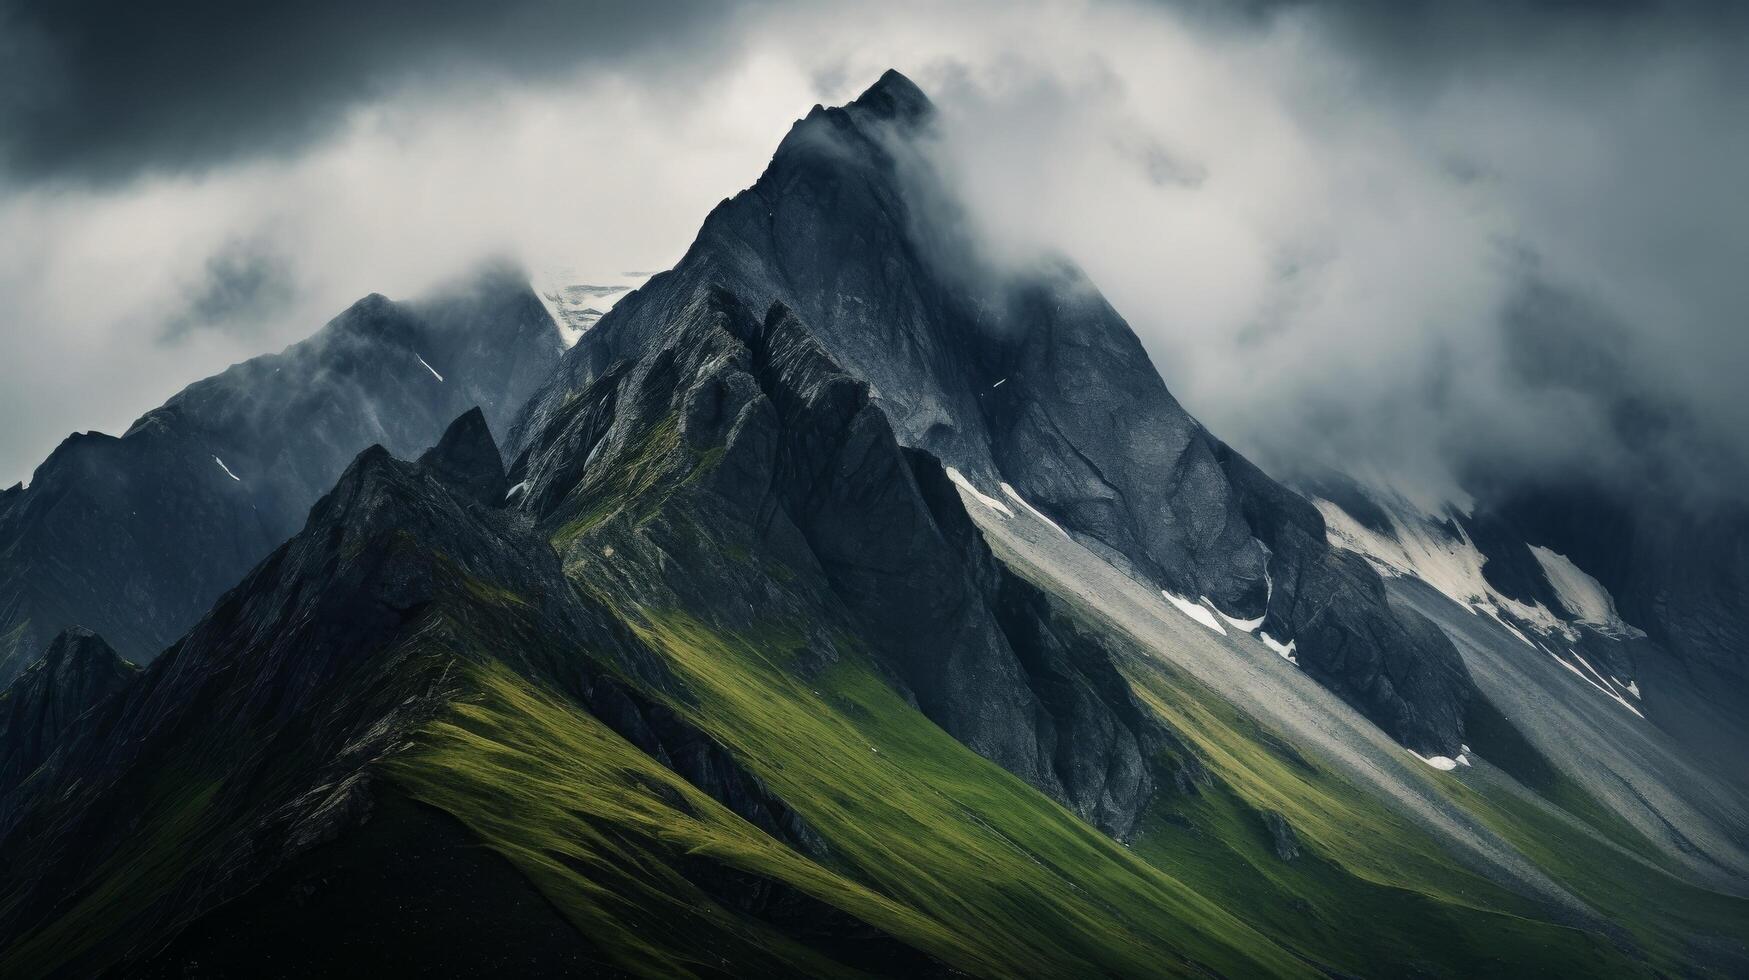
213, 456, 240, 481
417, 353, 444, 382
990, 378, 1007, 389
505, 480, 530, 502
944, 467, 1013, 517
1260, 632, 1298, 665
1162, 591, 1227, 636
1545, 648, 1645, 719
1217, 608, 1266, 632
999, 483, 1069, 538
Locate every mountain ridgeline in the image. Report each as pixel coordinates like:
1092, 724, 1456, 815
0, 71, 1743, 978
0, 263, 564, 686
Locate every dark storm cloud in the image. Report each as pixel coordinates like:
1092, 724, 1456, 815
0, 0, 743, 183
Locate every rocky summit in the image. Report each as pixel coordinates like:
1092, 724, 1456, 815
0, 71, 1743, 979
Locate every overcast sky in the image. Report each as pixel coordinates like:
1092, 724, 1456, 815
2, 0, 1745, 507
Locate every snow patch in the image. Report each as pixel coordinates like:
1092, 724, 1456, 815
1217, 608, 1266, 632
531, 268, 648, 347
416, 354, 444, 382
1529, 545, 1643, 638
505, 480, 530, 502
213, 456, 241, 481
945, 467, 1013, 517
1316, 493, 1572, 641
1411, 751, 1460, 772
1260, 632, 1298, 665
999, 483, 1069, 538
1162, 591, 1227, 636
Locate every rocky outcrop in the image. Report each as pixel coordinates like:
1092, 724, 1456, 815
0, 627, 138, 794
0, 263, 564, 684
513, 287, 1195, 836
417, 406, 510, 506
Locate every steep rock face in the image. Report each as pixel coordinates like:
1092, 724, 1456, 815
417, 406, 510, 506
512, 70, 1474, 753
515, 287, 1191, 836
0, 263, 563, 683
1218, 448, 1473, 752
0, 627, 139, 793
908, 447, 1201, 830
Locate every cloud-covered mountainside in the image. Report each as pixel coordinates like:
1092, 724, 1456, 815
0, 71, 1743, 978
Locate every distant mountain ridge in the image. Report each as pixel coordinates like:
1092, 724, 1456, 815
0, 263, 564, 684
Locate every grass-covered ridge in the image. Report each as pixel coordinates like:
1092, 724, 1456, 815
386, 659, 954, 979
619, 610, 1315, 978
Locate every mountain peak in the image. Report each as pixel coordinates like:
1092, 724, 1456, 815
418, 406, 508, 505
849, 68, 933, 124
0, 626, 138, 792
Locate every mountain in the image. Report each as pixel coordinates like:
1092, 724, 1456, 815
1, 71, 1745, 978
0, 263, 565, 685
512, 69, 1474, 758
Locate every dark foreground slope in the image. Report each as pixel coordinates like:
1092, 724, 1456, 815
0, 263, 563, 684
513, 71, 1473, 756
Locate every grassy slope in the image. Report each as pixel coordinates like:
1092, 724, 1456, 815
626, 612, 1316, 978
386, 604, 1319, 977
1119, 649, 1634, 977
1070, 582, 1748, 976
385, 660, 923, 980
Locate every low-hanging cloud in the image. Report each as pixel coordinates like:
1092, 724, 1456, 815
1, 0, 1744, 512
886, 0, 1749, 507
